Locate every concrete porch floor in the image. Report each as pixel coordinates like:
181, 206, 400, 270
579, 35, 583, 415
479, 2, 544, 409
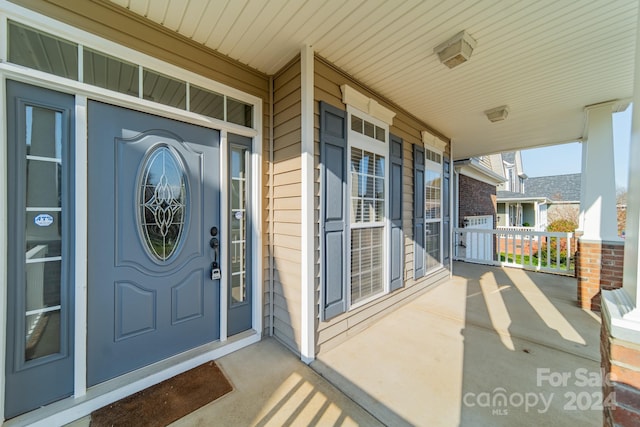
313, 262, 602, 426
68, 262, 602, 426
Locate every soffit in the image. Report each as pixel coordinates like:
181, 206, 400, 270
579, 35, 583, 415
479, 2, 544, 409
108, 0, 638, 160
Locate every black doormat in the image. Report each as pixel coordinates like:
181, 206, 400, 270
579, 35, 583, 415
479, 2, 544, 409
90, 361, 233, 427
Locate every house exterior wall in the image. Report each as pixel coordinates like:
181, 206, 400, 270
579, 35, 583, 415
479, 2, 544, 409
458, 175, 496, 228
313, 56, 450, 353
270, 57, 303, 352
576, 240, 624, 311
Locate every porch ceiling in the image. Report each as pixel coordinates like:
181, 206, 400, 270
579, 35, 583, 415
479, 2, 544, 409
109, 0, 638, 160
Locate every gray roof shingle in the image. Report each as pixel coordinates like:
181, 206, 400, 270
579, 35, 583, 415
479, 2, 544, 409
525, 173, 581, 201
497, 173, 581, 202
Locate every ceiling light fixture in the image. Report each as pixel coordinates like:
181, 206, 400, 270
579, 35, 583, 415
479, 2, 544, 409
484, 105, 510, 122
434, 30, 477, 69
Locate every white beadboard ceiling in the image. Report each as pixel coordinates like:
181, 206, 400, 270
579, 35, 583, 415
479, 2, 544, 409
109, 0, 638, 160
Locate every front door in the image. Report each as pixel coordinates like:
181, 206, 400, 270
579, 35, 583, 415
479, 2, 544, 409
5, 81, 75, 418
87, 102, 221, 385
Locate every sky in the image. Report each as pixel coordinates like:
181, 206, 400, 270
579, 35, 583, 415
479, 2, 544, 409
521, 105, 632, 190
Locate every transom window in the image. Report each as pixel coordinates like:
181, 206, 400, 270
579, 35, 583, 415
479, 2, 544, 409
7, 20, 254, 128
351, 115, 386, 142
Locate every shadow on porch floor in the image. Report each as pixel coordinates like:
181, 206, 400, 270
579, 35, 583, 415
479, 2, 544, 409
312, 261, 602, 426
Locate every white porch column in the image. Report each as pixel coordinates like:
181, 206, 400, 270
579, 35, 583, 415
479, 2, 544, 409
615, 66, 640, 319
300, 45, 315, 363
580, 102, 622, 242
599, 8, 640, 425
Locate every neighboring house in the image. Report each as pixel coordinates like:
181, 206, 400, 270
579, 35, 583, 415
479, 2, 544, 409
453, 155, 505, 261
496, 151, 542, 230
454, 154, 505, 229
456, 150, 581, 232
497, 152, 581, 231
523, 174, 581, 224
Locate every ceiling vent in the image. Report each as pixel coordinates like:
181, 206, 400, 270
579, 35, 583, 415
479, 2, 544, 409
484, 106, 510, 122
434, 30, 477, 69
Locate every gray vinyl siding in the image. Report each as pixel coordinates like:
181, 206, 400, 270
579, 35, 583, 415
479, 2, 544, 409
314, 55, 451, 353
270, 57, 303, 353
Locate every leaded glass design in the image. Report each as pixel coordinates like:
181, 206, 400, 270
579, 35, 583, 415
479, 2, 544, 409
138, 146, 187, 261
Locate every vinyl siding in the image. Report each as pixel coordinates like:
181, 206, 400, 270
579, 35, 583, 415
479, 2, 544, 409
270, 57, 303, 353
314, 55, 451, 353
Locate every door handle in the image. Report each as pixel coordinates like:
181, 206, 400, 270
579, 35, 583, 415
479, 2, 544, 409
210, 232, 221, 280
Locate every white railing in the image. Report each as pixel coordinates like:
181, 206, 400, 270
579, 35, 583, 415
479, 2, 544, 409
497, 225, 537, 233
454, 227, 575, 275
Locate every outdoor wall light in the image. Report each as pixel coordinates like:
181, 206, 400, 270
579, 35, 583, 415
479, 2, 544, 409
484, 105, 510, 122
434, 30, 477, 68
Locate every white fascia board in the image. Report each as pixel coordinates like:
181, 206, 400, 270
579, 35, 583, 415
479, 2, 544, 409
455, 159, 505, 185
496, 196, 548, 203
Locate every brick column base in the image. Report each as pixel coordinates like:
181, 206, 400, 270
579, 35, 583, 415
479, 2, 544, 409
576, 239, 624, 311
601, 310, 640, 426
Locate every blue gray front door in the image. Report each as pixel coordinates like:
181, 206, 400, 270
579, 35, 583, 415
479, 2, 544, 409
87, 102, 221, 385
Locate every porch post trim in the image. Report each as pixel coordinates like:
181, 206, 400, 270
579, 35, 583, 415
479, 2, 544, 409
0, 73, 7, 423
74, 95, 88, 398
301, 45, 315, 363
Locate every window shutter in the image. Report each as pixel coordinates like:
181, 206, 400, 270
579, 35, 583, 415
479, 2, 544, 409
320, 102, 348, 319
413, 144, 425, 279
389, 134, 404, 291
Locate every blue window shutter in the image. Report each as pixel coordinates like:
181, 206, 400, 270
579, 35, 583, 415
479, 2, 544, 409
320, 102, 348, 319
414, 144, 425, 279
389, 133, 404, 291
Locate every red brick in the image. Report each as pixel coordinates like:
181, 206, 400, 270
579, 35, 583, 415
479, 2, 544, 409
610, 364, 640, 388
611, 404, 640, 427
610, 382, 640, 408
611, 343, 640, 368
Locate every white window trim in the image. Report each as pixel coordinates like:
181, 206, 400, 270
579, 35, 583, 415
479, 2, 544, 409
424, 142, 445, 273
346, 106, 390, 310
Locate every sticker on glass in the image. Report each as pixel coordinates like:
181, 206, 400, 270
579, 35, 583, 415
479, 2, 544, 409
34, 214, 54, 227
234, 211, 243, 220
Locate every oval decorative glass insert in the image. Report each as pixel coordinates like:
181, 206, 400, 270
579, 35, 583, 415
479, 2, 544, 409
138, 146, 187, 261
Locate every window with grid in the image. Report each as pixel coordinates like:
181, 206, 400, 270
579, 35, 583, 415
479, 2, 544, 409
350, 147, 385, 304
425, 149, 442, 272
